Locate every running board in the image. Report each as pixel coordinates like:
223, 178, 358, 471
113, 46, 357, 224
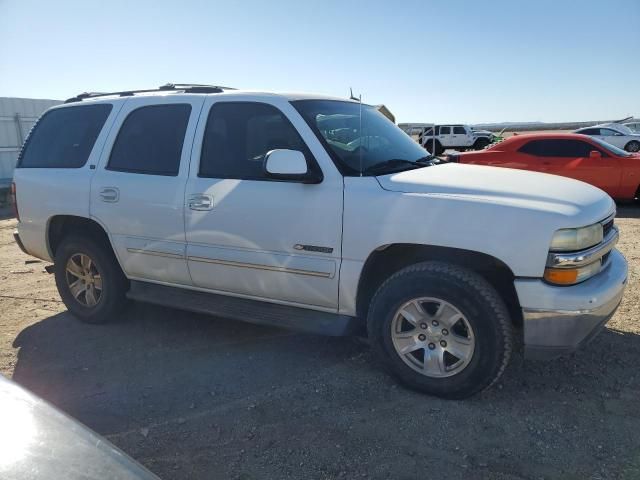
126, 281, 363, 336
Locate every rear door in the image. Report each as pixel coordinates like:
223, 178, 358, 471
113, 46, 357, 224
90, 95, 204, 285
183, 96, 344, 310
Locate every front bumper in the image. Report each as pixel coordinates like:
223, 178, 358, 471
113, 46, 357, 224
516, 249, 628, 360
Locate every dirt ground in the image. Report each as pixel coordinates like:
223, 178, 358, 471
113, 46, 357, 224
0, 206, 639, 480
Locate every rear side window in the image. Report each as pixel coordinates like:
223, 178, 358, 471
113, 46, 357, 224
199, 102, 316, 180
578, 128, 598, 135
519, 139, 602, 157
439, 126, 451, 135
108, 104, 191, 176
18, 104, 112, 168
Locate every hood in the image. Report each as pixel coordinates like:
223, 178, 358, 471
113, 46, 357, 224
376, 163, 615, 224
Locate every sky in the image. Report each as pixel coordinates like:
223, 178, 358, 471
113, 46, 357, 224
1, 0, 638, 124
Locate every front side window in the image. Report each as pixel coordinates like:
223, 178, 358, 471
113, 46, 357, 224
293, 100, 431, 176
199, 102, 317, 180
18, 104, 112, 168
108, 104, 191, 176
453, 126, 466, 134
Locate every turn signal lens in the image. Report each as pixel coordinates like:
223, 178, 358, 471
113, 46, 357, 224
544, 261, 602, 285
544, 268, 578, 285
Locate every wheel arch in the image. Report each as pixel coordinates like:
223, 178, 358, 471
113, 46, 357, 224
47, 215, 121, 268
423, 137, 442, 148
355, 243, 522, 326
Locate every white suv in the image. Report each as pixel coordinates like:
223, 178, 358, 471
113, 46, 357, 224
418, 124, 493, 155
12, 84, 628, 399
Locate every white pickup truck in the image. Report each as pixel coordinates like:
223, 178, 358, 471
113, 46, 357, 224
12, 85, 628, 399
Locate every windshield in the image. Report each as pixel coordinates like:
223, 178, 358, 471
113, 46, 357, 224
292, 100, 431, 176
590, 137, 633, 157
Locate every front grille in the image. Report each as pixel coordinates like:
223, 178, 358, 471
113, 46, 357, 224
603, 218, 614, 238
601, 251, 611, 266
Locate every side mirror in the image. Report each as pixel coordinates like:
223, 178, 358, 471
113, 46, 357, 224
589, 150, 602, 159
264, 149, 320, 183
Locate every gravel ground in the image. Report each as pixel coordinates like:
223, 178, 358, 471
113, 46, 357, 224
0, 206, 639, 480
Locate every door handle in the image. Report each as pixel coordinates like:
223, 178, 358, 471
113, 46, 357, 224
188, 194, 214, 211
99, 187, 119, 203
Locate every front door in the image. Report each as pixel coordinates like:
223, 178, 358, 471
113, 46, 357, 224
91, 95, 204, 285
184, 96, 344, 310
597, 128, 626, 149
537, 139, 621, 195
452, 125, 471, 148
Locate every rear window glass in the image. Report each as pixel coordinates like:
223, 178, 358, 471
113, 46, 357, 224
108, 104, 191, 176
18, 104, 112, 168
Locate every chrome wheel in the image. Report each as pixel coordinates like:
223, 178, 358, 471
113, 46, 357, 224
65, 253, 103, 307
391, 297, 475, 378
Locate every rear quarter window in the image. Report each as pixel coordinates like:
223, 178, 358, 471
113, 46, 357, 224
18, 104, 112, 168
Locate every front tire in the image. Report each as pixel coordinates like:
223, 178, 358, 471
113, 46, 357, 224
367, 262, 512, 399
473, 137, 491, 150
624, 140, 640, 153
54, 235, 128, 324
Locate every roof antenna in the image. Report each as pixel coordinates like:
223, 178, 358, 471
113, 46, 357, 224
349, 87, 359, 102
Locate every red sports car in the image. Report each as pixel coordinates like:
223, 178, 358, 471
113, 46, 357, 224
449, 133, 640, 201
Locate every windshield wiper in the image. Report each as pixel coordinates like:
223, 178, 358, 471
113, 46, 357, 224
416, 155, 438, 164
363, 159, 427, 175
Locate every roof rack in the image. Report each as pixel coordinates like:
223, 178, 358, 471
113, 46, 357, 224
64, 83, 236, 103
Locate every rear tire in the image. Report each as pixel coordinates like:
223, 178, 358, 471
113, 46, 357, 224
367, 261, 512, 399
624, 141, 640, 153
424, 139, 443, 156
54, 235, 128, 324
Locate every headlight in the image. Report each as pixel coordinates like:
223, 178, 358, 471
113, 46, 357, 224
549, 223, 603, 252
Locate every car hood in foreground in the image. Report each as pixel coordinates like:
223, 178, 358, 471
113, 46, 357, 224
0, 375, 158, 479
376, 163, 615, 224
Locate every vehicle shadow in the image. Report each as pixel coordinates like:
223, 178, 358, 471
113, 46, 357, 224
0, 205, 15, 221
616, 202, 640, 218
10, 304, 640, 479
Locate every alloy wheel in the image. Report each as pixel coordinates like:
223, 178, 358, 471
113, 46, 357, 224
65, 253, 103, 307
391, 297, 475, 378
